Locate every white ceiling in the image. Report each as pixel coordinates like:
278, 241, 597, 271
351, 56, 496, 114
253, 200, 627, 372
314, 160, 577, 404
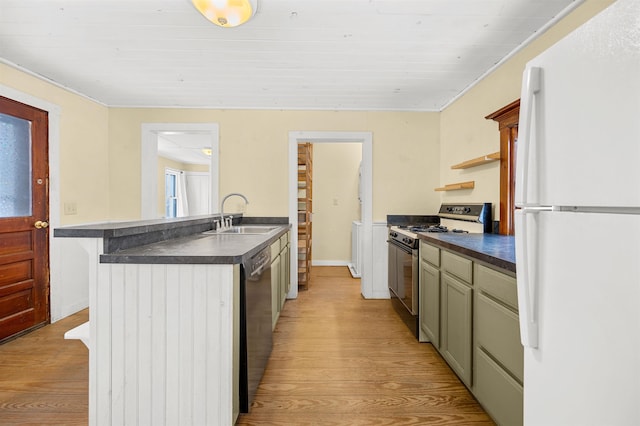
0, 0, 579, 111
157, 131, 212, 165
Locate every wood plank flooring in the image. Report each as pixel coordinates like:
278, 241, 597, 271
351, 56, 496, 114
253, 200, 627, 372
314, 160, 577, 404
0, 266, 493, 425
237, 266, 493, 425
0, 308, 89, 425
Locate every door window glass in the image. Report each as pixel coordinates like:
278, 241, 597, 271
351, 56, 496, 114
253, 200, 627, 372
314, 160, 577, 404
0, 113, 32, 217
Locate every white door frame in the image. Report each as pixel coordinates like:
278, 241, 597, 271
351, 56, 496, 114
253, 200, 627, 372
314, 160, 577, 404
288, 131, 373, 299
141, 123, 219, 219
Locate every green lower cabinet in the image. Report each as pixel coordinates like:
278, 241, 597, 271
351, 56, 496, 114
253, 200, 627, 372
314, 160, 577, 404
419, 260, 440, 346
271, 253, 281, 330
280, 242, 289, 310
474, 348, 523, 426
271, 239, 282, 330
440, 272, 473, 387
418, 243, 523, 426
272, 232, 291, 331
473, 264, 523, 426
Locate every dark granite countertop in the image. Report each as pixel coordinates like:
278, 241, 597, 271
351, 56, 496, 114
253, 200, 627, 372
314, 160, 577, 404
99, 227, 289, 265
53, 215, 216, 238
417, 232, 516, 274
54, 215, 290, 265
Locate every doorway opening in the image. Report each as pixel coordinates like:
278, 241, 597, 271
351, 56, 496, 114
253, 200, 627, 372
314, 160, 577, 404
141, 123, 219, 219
288, 131, 373, 300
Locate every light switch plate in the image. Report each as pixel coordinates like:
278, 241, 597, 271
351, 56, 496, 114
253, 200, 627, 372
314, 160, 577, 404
64, 202, 77, 215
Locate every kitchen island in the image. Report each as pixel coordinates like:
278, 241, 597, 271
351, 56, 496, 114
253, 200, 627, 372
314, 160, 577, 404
54, 215, 290, 426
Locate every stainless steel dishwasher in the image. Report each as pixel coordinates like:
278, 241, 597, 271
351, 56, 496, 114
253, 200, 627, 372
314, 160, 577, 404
239, 247, 272, 413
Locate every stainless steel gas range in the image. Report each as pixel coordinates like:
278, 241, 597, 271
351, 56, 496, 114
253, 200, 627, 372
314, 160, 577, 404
387, 203, 491, 338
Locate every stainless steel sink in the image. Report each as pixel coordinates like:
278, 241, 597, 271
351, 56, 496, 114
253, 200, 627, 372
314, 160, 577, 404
203, 225, 279, 235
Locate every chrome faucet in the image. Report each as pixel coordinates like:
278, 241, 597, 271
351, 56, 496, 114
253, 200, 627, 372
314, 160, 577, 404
219, 193, 249, 230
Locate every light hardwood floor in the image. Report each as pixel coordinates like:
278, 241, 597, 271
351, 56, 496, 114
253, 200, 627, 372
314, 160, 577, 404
0, 307, 89, 425
0, 266, 493, 425
237, 266, 493, 425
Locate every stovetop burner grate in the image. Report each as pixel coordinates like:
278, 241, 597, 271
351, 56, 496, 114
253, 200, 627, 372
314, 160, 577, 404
406, 225, 442, 233
394, 224, 472, 235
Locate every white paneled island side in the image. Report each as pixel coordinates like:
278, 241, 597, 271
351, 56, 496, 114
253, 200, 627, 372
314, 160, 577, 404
54, 215, 290, 426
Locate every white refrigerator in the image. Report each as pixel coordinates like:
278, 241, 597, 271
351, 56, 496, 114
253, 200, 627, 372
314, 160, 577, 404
515, 0, 640, 425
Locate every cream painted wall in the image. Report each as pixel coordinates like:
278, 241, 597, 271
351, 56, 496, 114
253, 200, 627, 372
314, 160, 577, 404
1, 61, 110, 322
312, 143, 362, 263
0, 63, 110, 225
439, 0, 615, 221
157, 155, 209, 216
107, 109, 440, 222
0, 0, 615, 324
0, 0, 613, 228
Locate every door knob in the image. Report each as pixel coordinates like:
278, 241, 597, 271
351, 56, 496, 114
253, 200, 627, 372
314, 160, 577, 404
34, 220, 49, 229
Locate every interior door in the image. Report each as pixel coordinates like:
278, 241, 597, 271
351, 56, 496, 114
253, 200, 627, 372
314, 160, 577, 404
0, 95, 50, 342
185, 172, 210, 216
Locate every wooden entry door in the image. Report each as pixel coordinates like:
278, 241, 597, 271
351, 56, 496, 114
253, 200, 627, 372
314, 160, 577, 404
0, 96, 50, 342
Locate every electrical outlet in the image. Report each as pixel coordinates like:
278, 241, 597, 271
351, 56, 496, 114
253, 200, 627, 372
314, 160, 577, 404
64, 202, 77, 215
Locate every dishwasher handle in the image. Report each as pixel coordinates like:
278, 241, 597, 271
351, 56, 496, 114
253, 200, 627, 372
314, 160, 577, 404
248, 248, 271, 277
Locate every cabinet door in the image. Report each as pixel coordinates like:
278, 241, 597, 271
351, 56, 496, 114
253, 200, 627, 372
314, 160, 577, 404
280, 244, 289, 310
285, 244, 291, 294
419, 260, 440, 346
441, 273, 473, 387
271, 254, 281, 330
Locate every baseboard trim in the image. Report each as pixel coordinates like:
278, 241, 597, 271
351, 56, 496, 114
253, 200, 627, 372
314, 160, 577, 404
311, 260, 349, 267
347, 263, 361, 278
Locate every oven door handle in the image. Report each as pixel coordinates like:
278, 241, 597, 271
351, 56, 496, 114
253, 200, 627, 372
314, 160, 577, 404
388, 239, 414, 255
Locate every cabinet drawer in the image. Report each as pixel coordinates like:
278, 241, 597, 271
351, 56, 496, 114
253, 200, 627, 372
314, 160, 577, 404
270, 240, 281, 258
442, 250, 472, 284
420, 241, 440, 266
475, 264, 517, 311
476, 292, 524, 382
474, 348, 523, 426
280, 232, 289, 247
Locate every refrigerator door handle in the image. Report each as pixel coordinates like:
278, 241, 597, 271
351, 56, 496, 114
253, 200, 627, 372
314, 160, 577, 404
515, 207, 548, 349
515, 66, 541, 207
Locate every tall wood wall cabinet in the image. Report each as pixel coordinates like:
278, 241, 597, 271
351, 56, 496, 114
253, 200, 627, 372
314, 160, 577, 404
297, 143, 313, 289
486, 99, 520, 236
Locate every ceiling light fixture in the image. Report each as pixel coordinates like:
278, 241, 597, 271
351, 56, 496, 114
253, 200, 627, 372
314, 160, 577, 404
191, 0, 257, 28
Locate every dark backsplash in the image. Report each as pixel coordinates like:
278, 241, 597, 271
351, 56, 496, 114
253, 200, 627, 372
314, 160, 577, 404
386, 215, 440, 227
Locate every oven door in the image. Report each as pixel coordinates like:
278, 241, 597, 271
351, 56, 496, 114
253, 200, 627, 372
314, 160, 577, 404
388, 239, 418, 315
